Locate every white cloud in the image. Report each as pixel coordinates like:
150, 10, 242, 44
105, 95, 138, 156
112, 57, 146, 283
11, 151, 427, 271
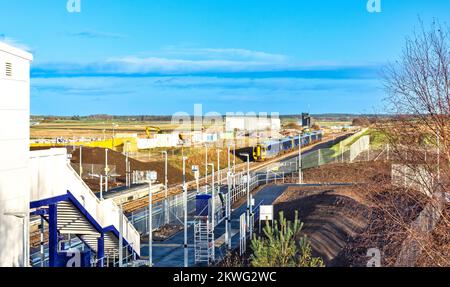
160, 47, 288, 62
104, 56, 287, 74
31, 45, 381, 78
101, 47, 289, 74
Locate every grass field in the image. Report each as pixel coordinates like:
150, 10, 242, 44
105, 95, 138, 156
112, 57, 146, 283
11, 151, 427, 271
30, 120, 182, 139
346, 128, 389, 148
281, 117, 352, 128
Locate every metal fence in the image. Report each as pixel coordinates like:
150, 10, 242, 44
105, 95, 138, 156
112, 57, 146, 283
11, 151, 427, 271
127, 134, 373, 235
127, 167, 285, 235
264, 134, 372, 174
349, 135, 370, 162
391, 164, 434, 197
71, 163, 117, 179
129, 190, 197, 235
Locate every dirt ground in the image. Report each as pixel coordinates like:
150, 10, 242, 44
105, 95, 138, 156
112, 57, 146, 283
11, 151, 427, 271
272, 186, 371, 266
302, 161, 392, 183
259, 160, 448, 267
71, 147, 194, 190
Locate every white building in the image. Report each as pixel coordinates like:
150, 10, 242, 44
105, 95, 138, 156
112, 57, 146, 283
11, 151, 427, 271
225, 116, 281, 132
0, 42, 33, 267
137, 133, 181, 149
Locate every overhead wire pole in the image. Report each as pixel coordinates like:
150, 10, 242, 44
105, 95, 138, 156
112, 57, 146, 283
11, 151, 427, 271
148, 177, 153, 267
162, 151, 169, 225
183, 157, 188, 267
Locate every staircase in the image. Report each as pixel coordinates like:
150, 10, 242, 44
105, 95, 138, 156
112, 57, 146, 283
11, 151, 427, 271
29, 148, 140, 267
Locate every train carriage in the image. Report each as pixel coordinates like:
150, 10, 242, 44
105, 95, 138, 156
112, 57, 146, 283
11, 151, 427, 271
252, 130, 323, 161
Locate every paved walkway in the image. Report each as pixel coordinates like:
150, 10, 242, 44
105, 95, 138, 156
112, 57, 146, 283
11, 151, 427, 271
140, 184, 287, 267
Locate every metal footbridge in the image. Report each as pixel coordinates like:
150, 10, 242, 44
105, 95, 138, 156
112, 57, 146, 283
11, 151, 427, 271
29, 148, 140, 267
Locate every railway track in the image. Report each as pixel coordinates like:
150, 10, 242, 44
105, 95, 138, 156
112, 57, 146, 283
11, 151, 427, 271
122, 133, 350, 213
29, 133, 350, 248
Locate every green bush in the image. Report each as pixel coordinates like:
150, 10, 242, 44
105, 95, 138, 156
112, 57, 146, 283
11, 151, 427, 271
250, 211, 325, 267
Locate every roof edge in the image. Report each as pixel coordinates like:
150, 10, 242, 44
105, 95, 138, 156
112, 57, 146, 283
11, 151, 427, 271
0, 41, 33, 61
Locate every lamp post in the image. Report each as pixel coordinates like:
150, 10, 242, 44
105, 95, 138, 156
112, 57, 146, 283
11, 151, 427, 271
100, 175, 104, 200
192, 165, 200, 195
240, 153, 251, 235
226, 171, 232, 249
125, 148, 129, 188
148, 180, 152, 267
162, 151, 169, 225
205, 144, 208, 193
147, 171, 157, 267
217, 149, 221, 186
104, 148, 109, 193
233, 145, 236, 175
208, 163, 215, 228
182, 157, 188, 267
227, 145, 231, 172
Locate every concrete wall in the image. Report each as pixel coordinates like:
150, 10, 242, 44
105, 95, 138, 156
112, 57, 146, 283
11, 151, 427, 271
0, 42, 33, 267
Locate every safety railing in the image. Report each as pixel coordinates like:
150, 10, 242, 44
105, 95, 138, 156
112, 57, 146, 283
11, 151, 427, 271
30, 148, 141, 257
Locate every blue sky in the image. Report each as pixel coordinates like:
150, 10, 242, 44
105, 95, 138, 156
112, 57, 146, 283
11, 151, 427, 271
1, 0, 450, 116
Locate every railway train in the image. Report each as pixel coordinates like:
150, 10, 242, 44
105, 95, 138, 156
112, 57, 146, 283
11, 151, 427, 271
252, 130, 323, 161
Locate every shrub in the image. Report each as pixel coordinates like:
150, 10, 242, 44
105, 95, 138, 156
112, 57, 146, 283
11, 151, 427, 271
250, 211, 325, 267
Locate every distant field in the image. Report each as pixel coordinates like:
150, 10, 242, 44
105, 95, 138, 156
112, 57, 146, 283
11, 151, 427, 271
31, 118, 353, 139
316, 121, 352, 127
281, 117, 352, 128
30, 121, 182, 139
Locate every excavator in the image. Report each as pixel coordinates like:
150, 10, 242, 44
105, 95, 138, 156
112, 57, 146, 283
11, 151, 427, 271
145, 126, 162, 138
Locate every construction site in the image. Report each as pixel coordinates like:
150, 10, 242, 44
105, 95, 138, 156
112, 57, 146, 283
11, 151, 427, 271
1, 40, 449, 269
1, 1, 449, 273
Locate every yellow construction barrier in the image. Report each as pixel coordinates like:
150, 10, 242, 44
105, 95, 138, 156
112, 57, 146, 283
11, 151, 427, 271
30, 137, 139, 152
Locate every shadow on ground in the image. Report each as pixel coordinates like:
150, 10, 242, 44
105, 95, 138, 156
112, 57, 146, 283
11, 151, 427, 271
273, 188, 370, 267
